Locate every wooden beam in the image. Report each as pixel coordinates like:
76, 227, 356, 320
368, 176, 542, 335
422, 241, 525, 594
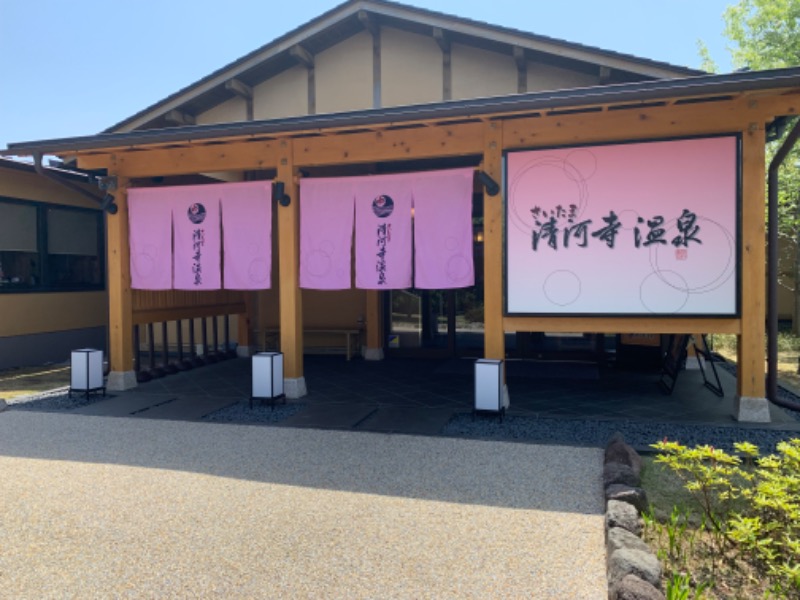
365, 290, 382, 355
503, 317, 741, 335
358, 10, 379, 36
288, 45, 316, 115
502, 95, 799, 149
225, 78, 252, 100
164, 109, 196, 126
289, 44, 314, 69
106, 173, 135, 381
293, 122, 484, 166
237, 292, 255, 350
738, 123, 767, 399
79, 123, 483, 176
513, 46, 527, 94
433, 28, 452, 101
226, 78, 254, 121
307, 62, 316, 115
483, 121, 504, 360
432, 27, 450, 52
133, 303, 247, 325
277, 140, 304, 379
371, 21, 381, 109
78, 141, 279, 177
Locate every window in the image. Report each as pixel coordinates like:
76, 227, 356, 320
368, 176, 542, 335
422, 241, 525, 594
0, 197, 104, 292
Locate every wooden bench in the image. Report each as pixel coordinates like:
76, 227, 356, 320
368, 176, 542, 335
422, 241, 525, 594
255, 329, 361, 360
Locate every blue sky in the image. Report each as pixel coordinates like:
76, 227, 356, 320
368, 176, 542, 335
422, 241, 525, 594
0, 0, 737, 150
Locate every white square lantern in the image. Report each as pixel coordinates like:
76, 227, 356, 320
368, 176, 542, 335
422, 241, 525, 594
70, 348, 105, 398
251, 351, 285, 408
474, 359, 508, 417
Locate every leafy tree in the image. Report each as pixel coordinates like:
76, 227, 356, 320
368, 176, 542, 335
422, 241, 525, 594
721, 0, 800, 329
724, 0, 800, 70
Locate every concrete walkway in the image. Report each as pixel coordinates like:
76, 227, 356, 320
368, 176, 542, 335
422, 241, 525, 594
0, 411, 606, 599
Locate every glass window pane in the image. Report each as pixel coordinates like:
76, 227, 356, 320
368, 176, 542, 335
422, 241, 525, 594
0, 250, 40, 288
0, 202, 37, 252
47, 208, 99, 256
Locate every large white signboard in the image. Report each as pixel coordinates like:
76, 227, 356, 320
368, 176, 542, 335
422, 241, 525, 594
505, 136, 739, 316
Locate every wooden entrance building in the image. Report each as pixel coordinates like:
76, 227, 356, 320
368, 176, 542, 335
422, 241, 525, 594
3, 1, 800, 418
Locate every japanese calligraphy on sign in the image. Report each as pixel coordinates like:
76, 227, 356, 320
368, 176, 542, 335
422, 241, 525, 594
506, 136, 739, 316
531, 208, 703, 252
187, 202, 207, 286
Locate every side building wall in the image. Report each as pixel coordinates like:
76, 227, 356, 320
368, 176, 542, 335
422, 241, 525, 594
0, 165, 107, 369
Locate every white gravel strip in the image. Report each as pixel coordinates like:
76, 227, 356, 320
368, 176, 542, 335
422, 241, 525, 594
0, 412, 605, 599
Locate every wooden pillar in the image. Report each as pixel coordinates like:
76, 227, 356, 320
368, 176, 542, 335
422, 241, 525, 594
483, 121, 505, 360
737, 124, 768, 417
106, 173, 137, 390
277, 140, 306, 396
236, 292, 256, 355
364, 290, 384, 360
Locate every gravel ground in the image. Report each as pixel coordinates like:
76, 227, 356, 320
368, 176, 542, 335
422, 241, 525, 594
0, 411, 606, 599
443, 414, 800, 453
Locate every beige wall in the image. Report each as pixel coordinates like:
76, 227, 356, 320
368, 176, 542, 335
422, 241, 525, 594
451, 43, 517, 100
254, 65, 308, 119
316, 30, 373, 113
528, 63, 598, 92
196, 96, 247, 125
303, 289, 365, 329
0, 291, 106, 336
198, 29, 606, 124
381, 27, 442, 107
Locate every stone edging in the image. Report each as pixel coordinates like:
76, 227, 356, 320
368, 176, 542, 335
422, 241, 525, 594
604, 432, 665, 600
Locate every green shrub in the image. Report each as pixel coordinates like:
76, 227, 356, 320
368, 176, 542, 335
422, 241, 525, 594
651, 438, 800, 598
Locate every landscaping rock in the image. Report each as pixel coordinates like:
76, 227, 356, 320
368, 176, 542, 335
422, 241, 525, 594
610, 574, 665, 600
604, 462, 640, 487
0, 398, 6, 412
605, 435, 643, 478
605, 484, 648, 514
606, 500, 643, 536
607, 547, 662, 589
607, 526, 650, 558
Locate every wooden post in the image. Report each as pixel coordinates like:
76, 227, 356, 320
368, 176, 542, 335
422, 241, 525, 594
236, 292, 256, 355
483, 121, 505, 361
277, 140, 306, 397
364, 290, 384, 360
737, 124, 769, 420
106, 173, 137, 390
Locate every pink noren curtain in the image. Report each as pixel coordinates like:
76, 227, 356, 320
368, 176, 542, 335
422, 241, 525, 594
354, 175, 413, 290
221, 181, 273, 290
299, 178, 355, 290
170, 185, 221, 290
412, 168, 475, 289
128, 188, 173, 290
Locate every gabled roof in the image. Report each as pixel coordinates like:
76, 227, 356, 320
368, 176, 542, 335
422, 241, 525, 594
107, 0, 703, 134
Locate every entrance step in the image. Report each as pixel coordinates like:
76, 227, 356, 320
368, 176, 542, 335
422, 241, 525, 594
71, 394, 174, 417
356, 407, 455, 435
133, 396, 238, 421
280, 404, 376, 430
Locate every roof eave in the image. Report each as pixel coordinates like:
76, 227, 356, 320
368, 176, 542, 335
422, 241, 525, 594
5, 68, 799, 158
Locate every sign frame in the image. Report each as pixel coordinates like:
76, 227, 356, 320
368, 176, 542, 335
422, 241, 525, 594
502, 134, 742, 318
